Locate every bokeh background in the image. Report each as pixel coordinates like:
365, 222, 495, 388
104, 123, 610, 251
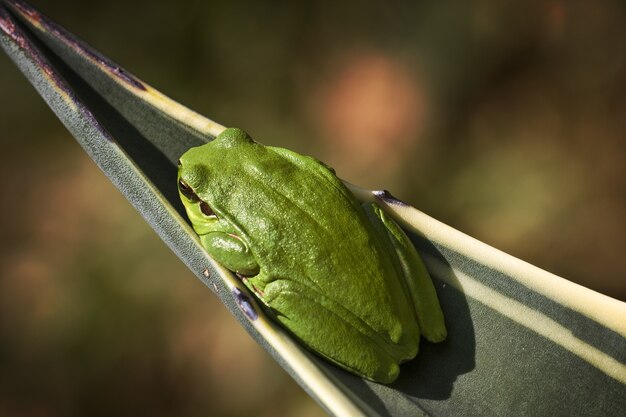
1, 0, 625, 416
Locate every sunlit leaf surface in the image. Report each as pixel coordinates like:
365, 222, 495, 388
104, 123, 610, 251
1, 1, 624, 415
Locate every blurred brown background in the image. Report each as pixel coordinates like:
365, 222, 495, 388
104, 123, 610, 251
1, 0, 625, 416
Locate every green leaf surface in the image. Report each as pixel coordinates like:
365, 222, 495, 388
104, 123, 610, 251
1, 1, 624, 415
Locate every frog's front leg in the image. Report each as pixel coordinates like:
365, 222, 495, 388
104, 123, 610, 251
201, 232, 260, 277
362, 202, 447, 343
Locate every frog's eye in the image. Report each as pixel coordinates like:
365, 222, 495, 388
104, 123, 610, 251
200, 201, 217, 218
178, 179, 199, 202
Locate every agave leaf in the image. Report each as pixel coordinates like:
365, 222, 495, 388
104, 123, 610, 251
1, 1, 624, 416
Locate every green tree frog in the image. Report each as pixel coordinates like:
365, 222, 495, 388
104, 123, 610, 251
177, 128, 446, 383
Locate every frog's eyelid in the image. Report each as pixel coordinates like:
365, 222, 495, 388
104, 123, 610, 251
178, 179, 199, 202
200, 201, 217, 218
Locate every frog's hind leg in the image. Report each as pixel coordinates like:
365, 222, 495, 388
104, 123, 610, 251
362, 202, 447, 343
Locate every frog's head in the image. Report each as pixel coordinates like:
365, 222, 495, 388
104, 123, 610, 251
177, 128, 257, 235
177, 156, 217, 236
